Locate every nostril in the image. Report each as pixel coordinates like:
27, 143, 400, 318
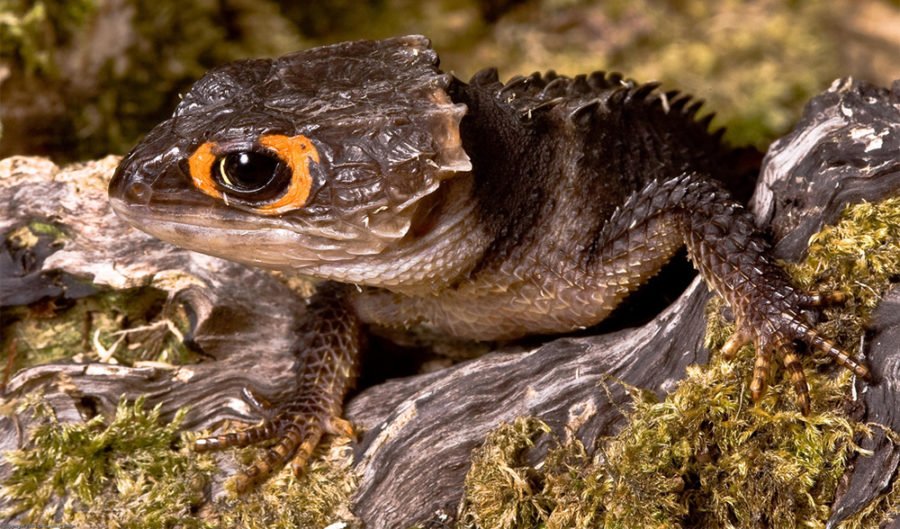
124, 181, 153, 204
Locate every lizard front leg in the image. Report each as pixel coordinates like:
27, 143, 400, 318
591, 172, 870, 413
194, 282, 360, 491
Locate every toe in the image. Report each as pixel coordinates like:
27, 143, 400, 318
721, 328, 751, 359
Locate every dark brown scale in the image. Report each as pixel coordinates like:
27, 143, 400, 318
108, 35, 869, 491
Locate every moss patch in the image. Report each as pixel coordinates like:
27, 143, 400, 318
3, 396, 215, 528
460, 197, 900, 527
211, 436, 359, 529
461, 369, 861, 528
461, 418, 554, 529
2, 400, 359, 528
787, 197, 900, 347
1, 218, 198, 373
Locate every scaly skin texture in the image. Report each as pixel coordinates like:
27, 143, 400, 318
108, 35, 869, 490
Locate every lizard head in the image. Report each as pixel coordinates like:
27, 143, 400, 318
109, 35, 470, 272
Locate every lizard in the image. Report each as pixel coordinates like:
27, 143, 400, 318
108, 35, 870, 491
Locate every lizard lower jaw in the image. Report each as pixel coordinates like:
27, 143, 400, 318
108, 198, 399, 271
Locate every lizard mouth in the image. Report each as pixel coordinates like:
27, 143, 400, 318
109, 196, 324, 268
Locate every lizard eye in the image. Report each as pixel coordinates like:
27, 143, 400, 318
215, 151, 288, 195
188, 135, 320, 214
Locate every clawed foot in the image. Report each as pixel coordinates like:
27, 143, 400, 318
721, 287, 869, 414
193, 388, 353, 492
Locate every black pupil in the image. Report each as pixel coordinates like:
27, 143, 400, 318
219, 151, 280, 192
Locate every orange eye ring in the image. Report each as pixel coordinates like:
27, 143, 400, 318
187, 134, 320, 215
188, 142, 221, 199
256, 134, 319, 213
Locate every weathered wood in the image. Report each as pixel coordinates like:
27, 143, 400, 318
1, 78, 898, 528
749, 78, 900, 528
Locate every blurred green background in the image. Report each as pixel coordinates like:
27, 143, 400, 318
1, 0, 899, 161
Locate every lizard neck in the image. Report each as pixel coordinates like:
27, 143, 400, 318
303, 174, 492, 294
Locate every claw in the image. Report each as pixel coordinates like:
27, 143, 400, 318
242, 386, 275, 413
231, 417, 314, 492
290, 434, 323, 477
326, 416, 355, 437
740, 291, 868, 415
194, 387, 282, 452
196, 409, 355, 492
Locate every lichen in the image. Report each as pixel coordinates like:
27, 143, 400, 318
460, 196, 900, 528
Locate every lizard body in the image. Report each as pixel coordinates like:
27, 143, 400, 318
109, 35, 868, 490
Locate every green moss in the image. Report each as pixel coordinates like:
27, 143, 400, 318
1, 219, 198, 367
540, 436, 609, 529
460, 417, 553, 529
212, 436, 359, 529
600, 362, 858, 528
461, 196, 900, 528
787, 196, 900, 347
3, 396, 215, 528
2, 398, 359, 527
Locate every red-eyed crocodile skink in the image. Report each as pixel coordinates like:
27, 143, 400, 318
108, 35, 870, 491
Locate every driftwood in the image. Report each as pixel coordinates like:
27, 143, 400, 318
1, 78, 899, 528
